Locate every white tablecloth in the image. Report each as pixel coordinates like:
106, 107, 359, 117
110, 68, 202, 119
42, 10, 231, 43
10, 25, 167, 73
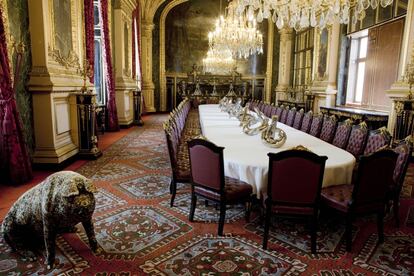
199, 104, 356, 196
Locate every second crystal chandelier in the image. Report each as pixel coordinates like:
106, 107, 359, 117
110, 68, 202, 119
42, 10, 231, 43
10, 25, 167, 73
208, 1, 264, 59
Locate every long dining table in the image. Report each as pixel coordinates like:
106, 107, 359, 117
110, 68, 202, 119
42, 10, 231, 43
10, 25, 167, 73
199, 104, 356, 197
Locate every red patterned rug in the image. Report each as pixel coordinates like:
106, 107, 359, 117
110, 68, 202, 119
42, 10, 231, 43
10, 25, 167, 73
1, 114, 414, 275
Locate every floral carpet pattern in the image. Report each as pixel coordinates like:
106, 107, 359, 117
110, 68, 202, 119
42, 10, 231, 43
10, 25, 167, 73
1, 114, 414, 275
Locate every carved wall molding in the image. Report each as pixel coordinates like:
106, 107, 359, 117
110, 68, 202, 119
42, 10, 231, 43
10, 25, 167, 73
48, 46, 81, 70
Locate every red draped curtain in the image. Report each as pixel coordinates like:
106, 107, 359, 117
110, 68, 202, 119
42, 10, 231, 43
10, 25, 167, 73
84, 0, 94, 83
0, 7, 32, 184
100, 0, 119, 131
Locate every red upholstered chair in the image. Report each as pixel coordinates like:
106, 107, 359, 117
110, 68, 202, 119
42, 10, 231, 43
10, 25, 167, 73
300, 111, 313, 133
262, 149, 328, 253
363, 127, 392, 156
258, 101, 264, 112
292, 109, 305, 130
188, 138, 253, 236
279, 106, 289, 124
321, 149, 398, 251
319, 115, 338, 143
332, 119, 353, 149
275, 105, 284, 119
263, 104, 272, 117
390, 137, 413, 226
285, 107, 297, 127
345, 122, 368, 158
164, 123, 191, 207
270, 106, 278, 116
309, 114, 323, 137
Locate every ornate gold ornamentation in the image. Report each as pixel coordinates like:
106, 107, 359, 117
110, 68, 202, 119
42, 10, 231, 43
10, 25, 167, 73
289, 145, 313, 152
48, 46, 80, 69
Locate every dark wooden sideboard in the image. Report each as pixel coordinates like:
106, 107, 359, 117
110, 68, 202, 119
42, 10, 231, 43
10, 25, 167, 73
320, 106, 389, 129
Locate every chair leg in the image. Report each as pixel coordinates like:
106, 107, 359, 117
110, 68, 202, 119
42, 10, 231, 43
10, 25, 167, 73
377, 210, 385, 244
169, 179, 174, 194
262, 205, 271, 250
170, 180, 177, 207
218, 202, 226, 236
345, 213, 353, 252
310, 214, 318, 254
393, 197, 400, 228
245, 197, 252, 223
189, 193, 197, 222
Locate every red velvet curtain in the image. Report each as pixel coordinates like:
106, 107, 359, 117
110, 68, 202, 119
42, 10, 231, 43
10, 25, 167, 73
100, 0, 119, 131
0, 8, 32, 184
84, 0, 94, 83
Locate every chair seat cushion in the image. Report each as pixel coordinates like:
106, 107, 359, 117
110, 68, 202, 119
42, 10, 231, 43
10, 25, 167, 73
321, 184, 353, 212
194, 176, 252, 202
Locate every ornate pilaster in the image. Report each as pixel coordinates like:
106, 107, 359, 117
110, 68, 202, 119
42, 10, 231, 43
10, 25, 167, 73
265, 21, 274, 103
311, 23, 340, 112
28, 0, 84, 164
386, 0, 414, 132
275, 27, 293, 104
113, 0, 137, 126
141, 21, 156, 112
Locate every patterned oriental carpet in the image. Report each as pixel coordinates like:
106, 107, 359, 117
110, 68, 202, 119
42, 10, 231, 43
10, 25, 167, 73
1, 114, 414, 275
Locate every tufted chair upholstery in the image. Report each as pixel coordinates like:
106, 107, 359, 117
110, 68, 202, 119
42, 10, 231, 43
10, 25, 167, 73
319, 115, 338, 143
270, 106, 278, 116
309, 114, 323, 137
292, 109, 305, 130
188, 138, 253, 236
279, 106, 289, 124
300, 111, 313, 133
285, 107, 297, 127
332, 119, 353, 149
257, 101, 264, 112
321, 149, 398, 251
389, 137, 413, 226
275, 105, 284, 118
262, 150, 328, 253
345, 122, 368, 158
163, 100, 203, 207
263, 104, 272, 117
363, 127, 392, 156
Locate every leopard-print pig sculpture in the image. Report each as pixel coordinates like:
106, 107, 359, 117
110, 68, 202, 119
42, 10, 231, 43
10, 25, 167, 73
1, 171, 98, 269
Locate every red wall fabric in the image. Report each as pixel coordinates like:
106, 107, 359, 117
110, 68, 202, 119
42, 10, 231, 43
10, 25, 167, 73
0, 7, 32, 184
100, 0, 119, 131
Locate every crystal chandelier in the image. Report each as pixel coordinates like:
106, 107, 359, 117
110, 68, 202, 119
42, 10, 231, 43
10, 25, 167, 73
202, 48, 236, 74
208, 1, 264, 59
232, 0, 394, 31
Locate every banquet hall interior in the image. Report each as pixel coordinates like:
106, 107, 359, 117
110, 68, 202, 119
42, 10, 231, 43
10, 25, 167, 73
1, 0, 414, 274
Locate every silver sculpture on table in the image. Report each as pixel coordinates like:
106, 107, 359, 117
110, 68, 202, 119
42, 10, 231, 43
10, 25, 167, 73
242, 108, 269, 136
261, 115, 287, 148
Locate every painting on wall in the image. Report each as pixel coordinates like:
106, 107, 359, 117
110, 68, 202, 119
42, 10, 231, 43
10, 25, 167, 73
165, 0, 267, 76
317, 28, 328, 80
52, 0, 72, 57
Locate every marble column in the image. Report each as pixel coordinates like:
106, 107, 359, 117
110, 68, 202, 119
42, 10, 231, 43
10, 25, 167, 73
265, 21, 274, 103
141, 21, 156, 112
275, 27, 294, 105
